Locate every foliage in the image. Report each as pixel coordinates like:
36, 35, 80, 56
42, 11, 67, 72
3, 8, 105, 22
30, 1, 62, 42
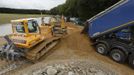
0, 7, 47, 14
50, 0, 120, 20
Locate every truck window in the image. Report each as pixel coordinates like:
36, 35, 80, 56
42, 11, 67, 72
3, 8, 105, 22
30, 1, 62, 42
28, 21, 38, 33
16, 22, 25, 33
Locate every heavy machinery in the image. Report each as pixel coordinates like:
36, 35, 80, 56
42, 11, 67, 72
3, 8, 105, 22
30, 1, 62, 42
42, 16, 67, 36
83, 0, 134, 68
0, 16, 67, 62
51, 15, 68, 36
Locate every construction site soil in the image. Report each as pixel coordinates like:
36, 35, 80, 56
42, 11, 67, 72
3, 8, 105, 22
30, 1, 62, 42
0, 23, 133, 75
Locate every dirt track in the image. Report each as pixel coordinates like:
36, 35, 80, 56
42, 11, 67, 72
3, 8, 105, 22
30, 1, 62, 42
0, 23, 133, 75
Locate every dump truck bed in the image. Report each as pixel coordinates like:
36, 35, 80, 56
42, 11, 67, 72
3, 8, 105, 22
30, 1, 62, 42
87, 0, 134, 38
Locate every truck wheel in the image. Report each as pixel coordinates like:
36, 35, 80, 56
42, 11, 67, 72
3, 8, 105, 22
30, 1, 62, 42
110, 49, 126, 63
129, 54, 134, 69
96, 43, 108, 55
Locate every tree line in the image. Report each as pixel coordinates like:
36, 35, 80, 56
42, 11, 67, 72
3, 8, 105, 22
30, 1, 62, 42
50, 0, 120, 20
0, 0, 120, 20
0, 7, 47, 14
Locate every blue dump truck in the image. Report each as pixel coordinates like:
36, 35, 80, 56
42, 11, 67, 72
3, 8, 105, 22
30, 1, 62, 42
83, 0, 134, 68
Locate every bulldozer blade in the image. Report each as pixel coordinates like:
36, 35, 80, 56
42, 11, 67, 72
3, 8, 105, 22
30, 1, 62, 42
0, 45, 23, 61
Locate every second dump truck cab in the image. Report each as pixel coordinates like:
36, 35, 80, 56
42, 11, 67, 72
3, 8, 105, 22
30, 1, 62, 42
84, 0, 134, 68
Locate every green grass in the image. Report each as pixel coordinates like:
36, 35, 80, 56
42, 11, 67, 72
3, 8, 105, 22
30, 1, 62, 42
0, 13, 45, 25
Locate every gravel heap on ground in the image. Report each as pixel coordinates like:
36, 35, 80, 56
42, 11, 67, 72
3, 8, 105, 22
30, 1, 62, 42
20, 60, 118, 75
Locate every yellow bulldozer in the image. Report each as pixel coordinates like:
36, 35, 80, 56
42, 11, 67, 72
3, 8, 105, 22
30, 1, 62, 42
0, 16, 67, 62
42, 16, 67, 36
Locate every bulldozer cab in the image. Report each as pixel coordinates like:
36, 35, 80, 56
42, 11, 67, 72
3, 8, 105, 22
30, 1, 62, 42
10, 18, 43, 48
11, 18, 40, 35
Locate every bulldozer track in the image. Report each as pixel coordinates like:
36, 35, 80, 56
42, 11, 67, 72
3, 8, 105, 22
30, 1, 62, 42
26, 37, 60, 61
0, 36, 60, 75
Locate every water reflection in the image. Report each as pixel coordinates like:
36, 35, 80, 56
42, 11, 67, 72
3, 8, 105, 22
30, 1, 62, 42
0, 24, 12, 36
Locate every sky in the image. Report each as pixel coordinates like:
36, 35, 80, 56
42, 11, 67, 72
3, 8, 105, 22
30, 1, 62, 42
0, 0, 66, 10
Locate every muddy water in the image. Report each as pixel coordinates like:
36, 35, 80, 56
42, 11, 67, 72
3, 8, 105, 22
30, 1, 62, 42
0, 24, 12, 36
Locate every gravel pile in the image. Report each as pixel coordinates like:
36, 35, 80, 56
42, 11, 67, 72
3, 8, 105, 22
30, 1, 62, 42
21, 60, 117, 75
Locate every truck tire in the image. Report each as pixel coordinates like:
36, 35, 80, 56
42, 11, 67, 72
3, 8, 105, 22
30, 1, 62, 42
129, 54, 134, 69
110, 49, 126, 63
96, 43, 109, 55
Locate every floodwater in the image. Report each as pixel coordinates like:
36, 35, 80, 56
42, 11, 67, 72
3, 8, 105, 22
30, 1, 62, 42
0, 24, 12, 36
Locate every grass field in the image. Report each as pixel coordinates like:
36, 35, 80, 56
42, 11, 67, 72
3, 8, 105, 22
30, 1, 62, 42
0, 13, 45, 25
